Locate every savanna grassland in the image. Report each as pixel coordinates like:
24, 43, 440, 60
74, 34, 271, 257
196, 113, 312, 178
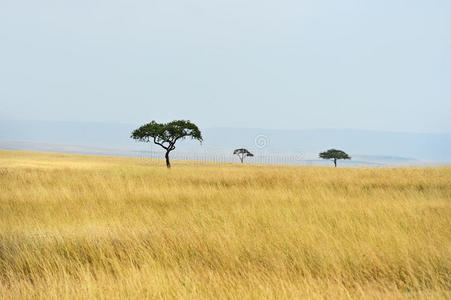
0, 150, 450, 299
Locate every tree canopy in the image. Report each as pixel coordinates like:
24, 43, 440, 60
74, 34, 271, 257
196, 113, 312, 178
131, 120, 202, 168
319, 149, 351, 167
233, 148, 254, 163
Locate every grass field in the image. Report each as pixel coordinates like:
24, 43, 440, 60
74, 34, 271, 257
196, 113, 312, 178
0, 150, 450, 299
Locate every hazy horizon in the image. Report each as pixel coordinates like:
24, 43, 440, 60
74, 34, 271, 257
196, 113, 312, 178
3, 118, 451, 134
1, 119, 450, 165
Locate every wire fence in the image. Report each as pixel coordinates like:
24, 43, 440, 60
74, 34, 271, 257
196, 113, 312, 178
133, 150, 321, 167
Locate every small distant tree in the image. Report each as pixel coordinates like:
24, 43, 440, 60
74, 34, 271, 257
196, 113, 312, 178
131, 120, 202, 168
233, 148, 254, 163
319, 149, 351, 167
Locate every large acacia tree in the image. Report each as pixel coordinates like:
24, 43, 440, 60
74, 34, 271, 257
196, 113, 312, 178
131, 120, 202, 168
319, 149, 351, 167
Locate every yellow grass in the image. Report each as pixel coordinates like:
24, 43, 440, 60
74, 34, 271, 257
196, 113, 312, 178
0, 150, 450, 299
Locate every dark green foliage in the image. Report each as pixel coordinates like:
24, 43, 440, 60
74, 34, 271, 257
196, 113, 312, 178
319, 149, 351, 167
233, 148, 254, 163
131, 120, 202, 168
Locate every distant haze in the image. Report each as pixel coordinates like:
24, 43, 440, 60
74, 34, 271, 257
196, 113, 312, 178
1, 120, 450, 166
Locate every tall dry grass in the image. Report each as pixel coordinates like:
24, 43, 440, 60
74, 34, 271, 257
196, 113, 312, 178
0, 150, 450, 299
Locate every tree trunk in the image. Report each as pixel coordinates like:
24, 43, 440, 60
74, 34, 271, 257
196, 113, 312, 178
165, 151, 171, 168
334, 158, 337, 167
240, 155, 244, 163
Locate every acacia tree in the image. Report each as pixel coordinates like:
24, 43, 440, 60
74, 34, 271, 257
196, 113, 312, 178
319, 149, 351, 167
131, 120, 202, 168
233, 148, 254, 163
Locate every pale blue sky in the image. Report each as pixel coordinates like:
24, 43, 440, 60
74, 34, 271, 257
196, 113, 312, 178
1, 0, 450, 133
